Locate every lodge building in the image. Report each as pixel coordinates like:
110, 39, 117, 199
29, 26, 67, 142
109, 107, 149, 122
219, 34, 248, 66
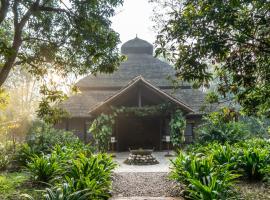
56, 37, 206, 151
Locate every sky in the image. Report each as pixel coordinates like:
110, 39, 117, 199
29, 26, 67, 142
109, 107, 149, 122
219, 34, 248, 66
111, 0, 156, 45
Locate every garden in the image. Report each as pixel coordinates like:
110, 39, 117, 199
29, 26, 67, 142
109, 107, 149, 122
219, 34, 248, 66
0, 0, 269, 199
0, 121, 117, 200
0, 108, 270, 200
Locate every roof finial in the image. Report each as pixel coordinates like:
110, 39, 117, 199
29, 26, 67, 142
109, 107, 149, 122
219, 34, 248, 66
136, 34, 138, 38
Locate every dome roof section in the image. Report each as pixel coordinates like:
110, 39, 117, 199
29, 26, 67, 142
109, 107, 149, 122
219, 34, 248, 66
121, 37, 153, 55
76, 53, 177, 88
76, 37, 190, 89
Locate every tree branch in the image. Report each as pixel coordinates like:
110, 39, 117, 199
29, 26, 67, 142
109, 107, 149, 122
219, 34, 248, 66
0, 0, 9, 25
0, 0, 40, 87
38, 6, 68, 14
12, 0, 19, 26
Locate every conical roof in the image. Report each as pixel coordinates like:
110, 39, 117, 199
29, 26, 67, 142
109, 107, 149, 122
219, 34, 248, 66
76, 37, 182, 89
121, 37, 153, 55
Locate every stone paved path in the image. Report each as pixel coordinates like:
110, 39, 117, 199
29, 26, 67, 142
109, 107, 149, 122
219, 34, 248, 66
111, 152, 184, 200
113, 151, 175, 173
112, 172, 183, 197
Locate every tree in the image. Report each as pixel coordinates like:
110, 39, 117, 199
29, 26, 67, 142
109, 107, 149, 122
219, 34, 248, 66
0, 0, 124, 87
153, 0, 270, 116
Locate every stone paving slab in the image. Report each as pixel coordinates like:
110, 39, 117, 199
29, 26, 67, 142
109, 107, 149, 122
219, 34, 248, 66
113, 151, 176, 173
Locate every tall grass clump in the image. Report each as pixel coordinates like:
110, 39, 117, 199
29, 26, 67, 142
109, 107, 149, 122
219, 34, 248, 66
64, 153, 117, 199
26, 154, 60, 183
171, 151, 240, 200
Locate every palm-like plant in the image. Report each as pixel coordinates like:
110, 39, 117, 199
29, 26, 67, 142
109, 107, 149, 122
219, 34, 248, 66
64, 153, 117, 199
187, 168, 239, 200
239, 147, 270, 181
27, 154, 60, 183
171, 151, 240, 200
210, 143, 238, 169
21, 183, 93, 200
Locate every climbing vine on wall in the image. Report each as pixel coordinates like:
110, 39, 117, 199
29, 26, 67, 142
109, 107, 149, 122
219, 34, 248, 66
89, 113, 115, 152
169, 109, 186, 148
89, 103, 186, 152
112, 103, 172, 117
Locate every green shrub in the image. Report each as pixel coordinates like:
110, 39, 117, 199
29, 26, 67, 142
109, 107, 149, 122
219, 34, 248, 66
26, 120, 79, 154
169, 110, 186, 148
0, 142, 16, 171
0, 154, 10, 171
89, 114, 115, 152
21, 183, 92, 200
235, 138, 270, 149
44, 183, 92, 200
210, 143, 239, 169
238, 147, 270, 181
241, 116, 270, 138
26, 154, 61, 183
64, 153, 116, 199
0, 172, 29, 199
14, 144, 37, 167
171, 151, 239, 199
196, 120, 250, 144
187, 168, 239, 200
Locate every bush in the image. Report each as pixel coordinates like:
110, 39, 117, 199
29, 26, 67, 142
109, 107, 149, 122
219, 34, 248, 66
0, 154, 10, 171
196, 120, 250, 144
89, 114, 115, 152
238, 146, 270, 181
235, 138, 270, 149
22, 183, 92, 200
21, 140, 115, 199
64, 153, 116, 199
0, 142, 15, 171
26, 154, 61, 183
0, 172, 29, 199
26, 120, 79, 154
173, 139, 270, 199
171, 151, 239, 199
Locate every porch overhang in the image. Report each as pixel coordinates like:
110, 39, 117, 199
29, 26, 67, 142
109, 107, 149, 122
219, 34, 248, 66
88, 76, 194, 115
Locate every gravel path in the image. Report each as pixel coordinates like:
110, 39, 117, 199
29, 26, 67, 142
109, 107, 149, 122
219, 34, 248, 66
112, 172, 183, 198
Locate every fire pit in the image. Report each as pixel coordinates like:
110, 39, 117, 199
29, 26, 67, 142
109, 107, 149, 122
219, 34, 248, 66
124, 148, 159, 165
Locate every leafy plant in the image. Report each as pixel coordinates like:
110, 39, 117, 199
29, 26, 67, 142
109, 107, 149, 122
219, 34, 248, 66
0, 154, 10, 171
0, 172, 29, 199
64, 153, 116, 199
153, 0, 270, 116
187, 168, 239, 200
26, 120, 79, 154
0, 142, 15, 171
169, 110, 186, 148
14, 143, 37, 168
196, 119, 250, 144
21, 183, 92, 200
210, 143, 238, 169
26, 154, 60, 183
235, 138, 270, 149
238, 147, 270, 181
89, 114, 115, 152
171, 151, 240, 199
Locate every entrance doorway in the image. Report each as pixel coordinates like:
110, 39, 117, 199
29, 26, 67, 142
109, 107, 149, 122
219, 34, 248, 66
116, 116, 161, 151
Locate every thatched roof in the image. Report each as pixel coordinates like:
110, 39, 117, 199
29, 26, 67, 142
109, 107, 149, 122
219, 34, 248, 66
89, 76, 194, 114
60, 37, 206, 117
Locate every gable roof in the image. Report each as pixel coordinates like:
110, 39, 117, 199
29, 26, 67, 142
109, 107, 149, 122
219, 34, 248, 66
89, 76, 194, 114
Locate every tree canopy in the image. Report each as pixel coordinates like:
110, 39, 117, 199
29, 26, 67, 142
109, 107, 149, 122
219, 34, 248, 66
153, 0, 270, 116
0, 0, 124, 87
